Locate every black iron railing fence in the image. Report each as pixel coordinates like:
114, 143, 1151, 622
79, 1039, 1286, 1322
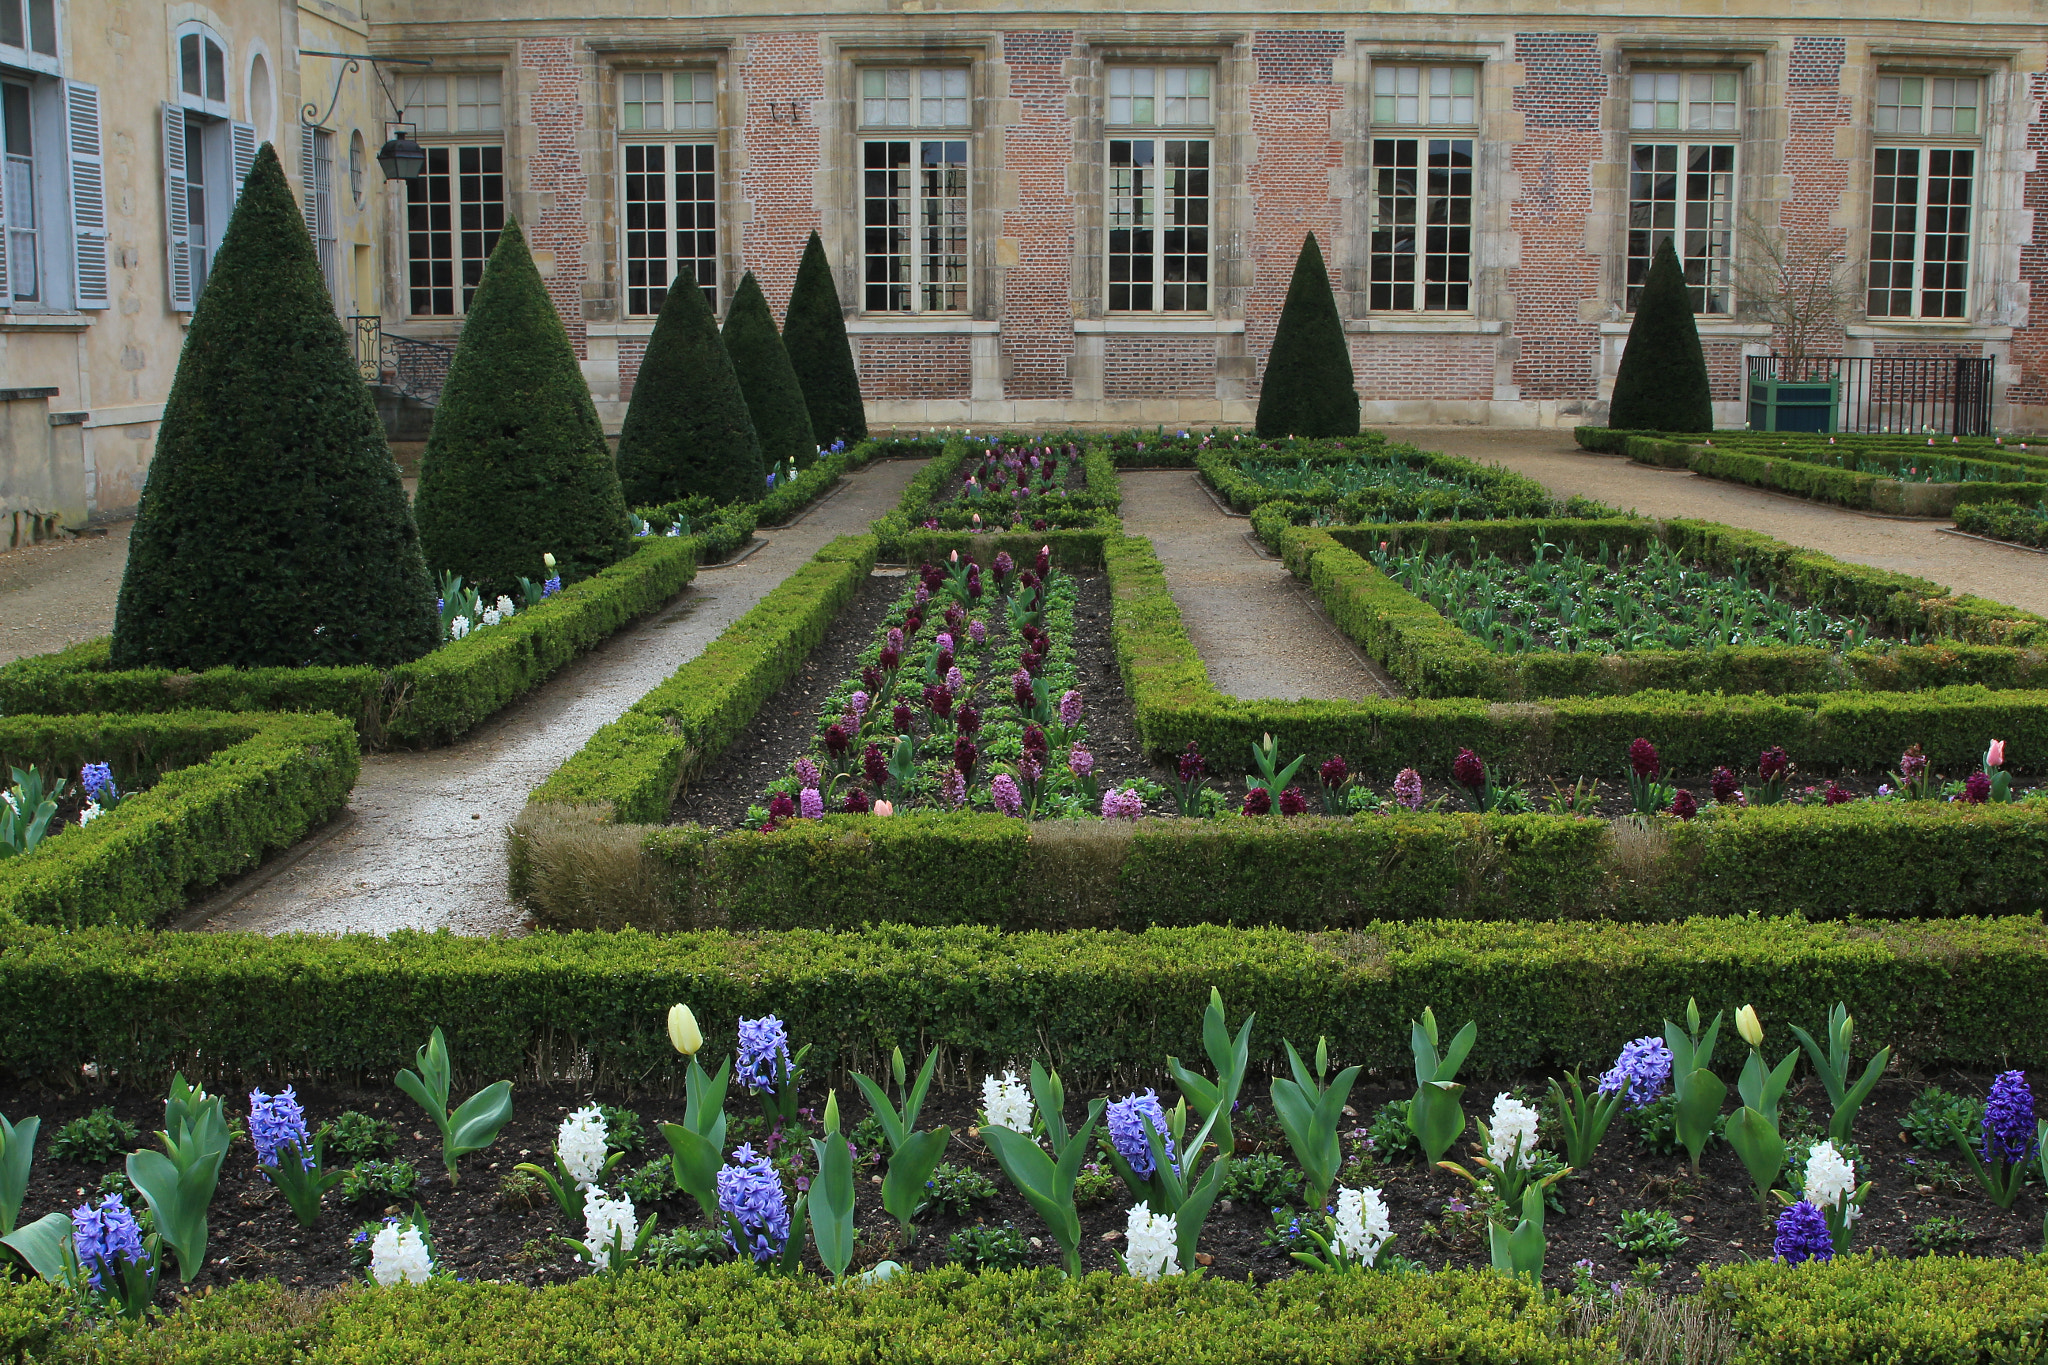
1746, 354, 1996, 436
350, 316, 456, 407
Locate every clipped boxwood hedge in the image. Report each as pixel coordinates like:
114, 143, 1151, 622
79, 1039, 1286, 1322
1, 915, 2045, 1088
0, 710, 358, 929
1955, 499, 2048, 551
1197, 441, 1556, 521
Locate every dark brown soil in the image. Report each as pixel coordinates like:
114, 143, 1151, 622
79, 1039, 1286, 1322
669, 570, 1149, 828
9, 1069, 2036, 1300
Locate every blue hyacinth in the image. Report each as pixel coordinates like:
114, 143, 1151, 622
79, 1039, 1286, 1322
716, 1143, 790, 1262
1106, 1090, 1177, 1180
1597, 1036, 1674, 1110
249, 1086, 316, 1172
736, 1015, 792, 1095
79, 762, 117, 802
1773, 1200, 1834, 1265
69, 1195, 147, 1290
1981, 1070, 2039, 1165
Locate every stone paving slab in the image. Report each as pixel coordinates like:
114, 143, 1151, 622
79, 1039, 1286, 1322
196, 459, 924, 937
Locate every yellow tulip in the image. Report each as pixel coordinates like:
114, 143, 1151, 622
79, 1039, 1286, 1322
668, 1003, 703, 1057
1736, 1005, 1763, 1049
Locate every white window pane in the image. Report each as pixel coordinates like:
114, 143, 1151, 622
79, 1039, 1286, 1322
1375, 66, 1397, 96
887, 70, 909, 99
1399, 66, 1419, 95
1656, 73, 1678, 101
863, 70, 886, 98
1165, 68, 1186, 99
1429, 67, 1450, 96
1188, 69, 1210, 98
1396, 94, 1418, 123
1109, 96, 1132, 125
1631, 100, 1653, 129
1110, 67, 1132, 98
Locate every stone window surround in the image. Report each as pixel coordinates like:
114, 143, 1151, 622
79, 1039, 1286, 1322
816, 36, 999, 327
1344, 40, 1511, 330
375, 39, 514, 339
1843, 41, 2033, 335
585, 40, 736, 324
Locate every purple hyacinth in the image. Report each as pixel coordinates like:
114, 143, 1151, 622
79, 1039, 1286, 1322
717, 1143, 791, 1262
1773, 1200, 1834, 1265
1241, 787, 1271, 816
941, 769, 968, 809
1670, 789, 1698, 821
793, 757, 822, 789
80, 762, 117, 802
1709, 767, 1741, 803
1059, 690, 1083, 728
991, 774, 1023, 817
1178, 744, 1206, 784
1393, 768, 1424, 810
969, 619, 986, 647
1101, 788, 1142, 820
736, 1016, 793, 1094
1069, 747, 1095, 779
1963, 773, 1992, 804
69, 1195, 147, 1291
1980, 1070, 2038, 1165
1597, 1036, 1674, 1110
799, 788, 824, 820
249, 1087, 316, 1173
1107, 1090, 1178, 1180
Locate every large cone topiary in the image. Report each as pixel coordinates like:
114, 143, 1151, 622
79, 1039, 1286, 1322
781, 232, 867, 447
614, 274, 765, 507
1609, 237, 1715, 432
413, 221, 631, 598
112, 144, 438, 669
1255, 232, 1360, 439
722, 271, 818, 471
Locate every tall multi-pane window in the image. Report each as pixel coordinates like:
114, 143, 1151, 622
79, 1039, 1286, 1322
1868, 75, 1979, 320
401, 74, 505, 316
620, 71, 717, 316
1626, 71, 1737, 314
1368, 65, 1476, 312
1106, 65, 1211, 313
860, 67, 968, 313
2, 80, 37, 304
166, 23, 247, 311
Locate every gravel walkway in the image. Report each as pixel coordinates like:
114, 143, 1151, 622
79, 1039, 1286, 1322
1118, 470, 1394, 700
1397, 426, 2048, 617
192, 459, 925, 937
0, 522, 132, 665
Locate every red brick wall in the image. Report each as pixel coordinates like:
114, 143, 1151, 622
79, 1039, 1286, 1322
1104, 337, 1216, 399
999, 32, 1076, 400
618, 338, 648, 401
1352, 335, 1494, 401
1703, 340, 1745, 403
1780, 38, 1852, 359
521, 37, 589, 358
2012, 69, 2048, 414
1245, 31, 1345, 399
1508, 33, 1603, 402
738, 34, 823, 322
858, 336, 973, 399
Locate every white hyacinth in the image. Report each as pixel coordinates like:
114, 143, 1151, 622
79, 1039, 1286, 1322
580, 1186, 639, 1272
495, 595, 516, 617
1486, 1094, 1541, 1170
1330, 1186, 1391, 1266
981, 1070, 1034, 1133
79, 800, 103, 826
369, 1223, 434, 1286
481, 608, 502, 628
557, 1105, 610, 1189
1122, 1202, 1182, 1282
449, 616, 472, 640
1804, 1141, 1861, 1222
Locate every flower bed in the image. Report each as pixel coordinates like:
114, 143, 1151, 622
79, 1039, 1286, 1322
1954, 499, 2048, 551
0, 710, 359, 928
1573, 427, 2042, 468
1197, 441, 1568, 523
870, 435, 1123, 568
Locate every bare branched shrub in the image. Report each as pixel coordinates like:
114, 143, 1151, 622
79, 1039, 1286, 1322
1738, 221, 1855, 374
1573, 1291, 1740, 1365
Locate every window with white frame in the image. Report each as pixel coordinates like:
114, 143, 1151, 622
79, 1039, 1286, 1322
401, 73, 505, 316
1, 79, 38, 304
0, 1, 103, 314
0, 0, 58, 73
1626, 71, 1737, 314
620, 71, 717, 317
1106, 65, 1211, 313
1368, 64, 1477, 313
162, 22, 252, 310
859, 67, 969, 314
1867, 75, 1980, 320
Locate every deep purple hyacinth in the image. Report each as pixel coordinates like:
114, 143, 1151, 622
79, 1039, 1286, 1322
1670, 789, 1698, 821
1242, 787, 1271, 816
1900, 746, 1929, 784
1773, 1200, 1834, 1265
1629, 738, 1660, 779
737, 1016, 793, 1094
1452, 749, 1485, 792
956, 705, 982, 739
1022, 724, 1048, 759
1963, 773, 1992, 804
1709, 766, 1741, 803
878, 647, 902, 674
1758, 747, 1791, 782
1278, 786, 1309, 816
844, 788, 871, 814
1013, 671, 1035, 710
717, 1144, 791, 1261
249, 1087, 315, 1172
1597, 1037, 1674, 1110
1980, 1070, 2038, 1165
863, 743, 889, 788
824, 724, 850, 758
893, 702, 914, 735
1178, 743, 1206, 784
994, 551, 1015, 582
1319, 754, 1348, 788
861, 665, 884, 693
953, 738, 978, 780
1107, 1091, 1177, 1179
1822, 783, 1853, 807
924, 684, 953, 720
767, 793, 796, 824
69, 1195, 147, 1291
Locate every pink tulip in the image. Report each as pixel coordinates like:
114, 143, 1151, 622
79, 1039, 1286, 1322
873, 800, 894, 817
1987, 739, 2006, 768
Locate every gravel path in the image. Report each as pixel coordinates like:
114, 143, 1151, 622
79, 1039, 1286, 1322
0, 522, 132, 665
1118, 470, 1394, 700
1397, 426, 2048, 616
193, 459, 925, 937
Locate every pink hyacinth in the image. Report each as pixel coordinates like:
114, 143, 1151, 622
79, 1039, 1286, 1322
1101, 787, 1143, 820
991, 774, 1023, 817
1059, 690, 1083, 728
1393, 768, 1424, 810
799, 788, 824, 820
936, 633, 954, 654
969, 619, 986, 646
946, 667, 965, 693
941, 769, 968, 809
888, 628, 904, 651
849, 691, 870, 722
1068, 747, 1095, 778
793, 757, 821, 789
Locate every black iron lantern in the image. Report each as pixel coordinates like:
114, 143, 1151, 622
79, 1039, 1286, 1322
376, 125, 426, 182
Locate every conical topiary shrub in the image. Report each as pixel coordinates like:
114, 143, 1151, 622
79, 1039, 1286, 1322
614, 275, 765, 507
1255, 233, 1360, 439
782, 232, 867, 447
111, 143, 438, 670
413, 222, 631, 598
722, 271, 818, 472
1609, 237, 1715, 432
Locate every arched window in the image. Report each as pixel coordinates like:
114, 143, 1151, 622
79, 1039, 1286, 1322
163, 21, 252, 309
174, 22, 228, 118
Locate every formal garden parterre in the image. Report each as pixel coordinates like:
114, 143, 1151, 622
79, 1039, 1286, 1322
4, 172, 2048, 1359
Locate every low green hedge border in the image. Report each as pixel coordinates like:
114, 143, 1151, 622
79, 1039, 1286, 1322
0, 711, 358, 929
1574, 426, 2030, 462
1108, 532, 2048, 777
1197, 441, 1557, 520
869, 431, 1122, 568
0, 532, 704, 748
520, 535, 879, 828
7, 1256, 2048, 1365
1625, 436, 2040, 517
1956, 499, 2048, 551
510, 799, 2048, 934
1277, 524, 2048, 699
2, 915, 2045, 1087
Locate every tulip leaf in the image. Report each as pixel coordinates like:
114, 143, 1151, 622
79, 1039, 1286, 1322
0, 1211, 71, 1284
660, 1119, 726, 1224
0, 1115, 39, 1236
127, 1148, 217, 1283
448, 1081, 514, 1159
848, 1073, 908, 1153
1726, 1105, 1787, 1204
882, 1127, 950, 1233
1408, 1081, 1468, 1168
809, 1131, 857, 1280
